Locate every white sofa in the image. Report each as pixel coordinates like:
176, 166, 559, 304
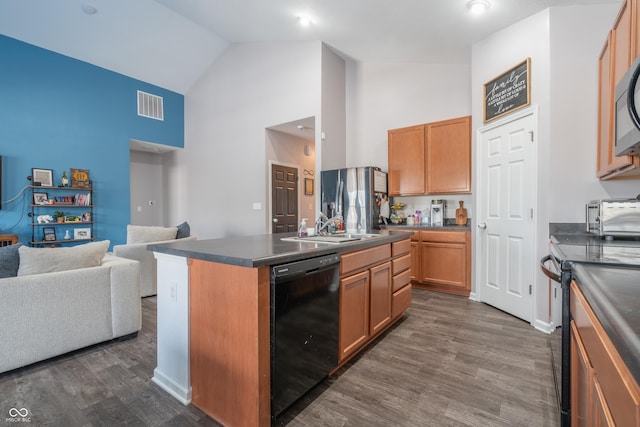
113, 224, 195, 297
0, 253, 141, 374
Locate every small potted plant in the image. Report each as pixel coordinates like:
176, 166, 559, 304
54, 211, 65, 223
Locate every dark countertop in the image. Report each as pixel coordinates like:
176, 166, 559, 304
571, 264, 640, 385
382, 221, 471, 231
148, 230, 413, 268
549, 232, 640, 385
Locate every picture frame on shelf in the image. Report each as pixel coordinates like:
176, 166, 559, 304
74, 227, 91, 240
32, 168, 53, 187
33, 192, 49, 205
70, 168, 90, 188
81, 212, 91, 222
43, 227, 56, 241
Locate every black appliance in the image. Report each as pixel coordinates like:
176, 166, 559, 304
270, 253, 340, 419
615, 53, 640, 156
540, 235, 640, 427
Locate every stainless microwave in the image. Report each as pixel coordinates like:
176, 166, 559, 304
615, 54, 640, 156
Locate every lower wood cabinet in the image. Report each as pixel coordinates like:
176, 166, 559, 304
409, 229, 471, 296
570, 280, 640, 426
339, 238, 412, 364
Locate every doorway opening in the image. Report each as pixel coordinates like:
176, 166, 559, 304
266, 117, 316, 234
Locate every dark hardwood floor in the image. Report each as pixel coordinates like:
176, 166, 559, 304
0, 289, 559, 426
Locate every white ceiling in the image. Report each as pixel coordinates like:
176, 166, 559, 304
0, 0, 621, 94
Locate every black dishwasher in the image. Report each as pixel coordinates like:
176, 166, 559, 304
270, 253, 340, 419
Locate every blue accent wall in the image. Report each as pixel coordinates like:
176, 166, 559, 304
0, 35, 184, 247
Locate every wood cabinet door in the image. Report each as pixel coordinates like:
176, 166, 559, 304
369, 262, 392, 336
609, 0, 636, 173
339, 271, 370, 362
410, 240, 420, 282
388, 125, 425, 195
419, 242, 467, 289
598, 32, 614, 178
571, 321, 594, 427
593, 378, 615, 427
425, 116, 471, 194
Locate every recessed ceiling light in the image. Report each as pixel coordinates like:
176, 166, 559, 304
467, 0, 490, 15
297, 15, 312, 27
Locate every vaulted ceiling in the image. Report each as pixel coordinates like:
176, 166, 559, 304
0, 0, 621, 93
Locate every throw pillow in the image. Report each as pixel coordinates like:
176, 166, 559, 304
176, 221, 191, 239
17, 240, 110, 276
0, 243, 22, 279
126, 225, 178, 244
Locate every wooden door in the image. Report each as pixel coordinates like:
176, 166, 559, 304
339, 271, 370, 362
271, 164, 298, 233
388, 125, 425, 195
477, 110, 535, 323
426, 116, 471, 194
369, 262, 391, 336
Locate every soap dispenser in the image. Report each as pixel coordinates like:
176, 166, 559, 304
298, 218, 308, 238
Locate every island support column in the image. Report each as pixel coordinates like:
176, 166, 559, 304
151, 252, 192, 404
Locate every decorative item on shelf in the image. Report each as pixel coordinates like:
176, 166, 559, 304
81, 212, 91, 222
43, 227, 56, 241
304, 178, 314, 196
33, 192, 49, 205
36, 215, 54, 224
31, 168, 53, 187
64, 230, 71, 240
74, 228, 91, 240
54, 211, 65, 223
60, 171, 69, 187
64, 215, 81, 223
70, 168, 90, 188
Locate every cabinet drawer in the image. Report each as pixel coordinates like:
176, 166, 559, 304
392, 283, 412, 317
392, 238, 411, 256
392, 253, 411, 275
421, 230, 467, 243
341, 244, 391, 276
392, 268, 411, 293
570, 281, 640, 426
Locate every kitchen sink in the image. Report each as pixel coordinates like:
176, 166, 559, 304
280, 233, 382, 244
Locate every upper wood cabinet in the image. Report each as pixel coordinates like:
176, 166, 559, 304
597, 0, 640, 179
388, 125, 426, 195
388, 116, 471, 196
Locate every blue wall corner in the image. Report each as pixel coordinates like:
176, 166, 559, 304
0, 35, 184, 247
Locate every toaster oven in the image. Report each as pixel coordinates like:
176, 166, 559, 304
586, 199, 640, 237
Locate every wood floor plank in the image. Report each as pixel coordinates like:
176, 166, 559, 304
0, 289, 559, 426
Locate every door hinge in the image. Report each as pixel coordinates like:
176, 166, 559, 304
530, 208, 534, 219
529, 284, 533, 295
529, 131, 534, 142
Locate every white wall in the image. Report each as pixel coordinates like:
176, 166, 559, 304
472, 5, 623, 329
346, 61, 472, 170
549, 4, 637, 222
320, 44, 347, 171
181, 41, 322, 239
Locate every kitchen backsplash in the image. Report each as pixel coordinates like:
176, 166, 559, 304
391, 195, 473, 221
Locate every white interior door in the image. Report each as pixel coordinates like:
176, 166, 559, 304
477, 109, 536, 323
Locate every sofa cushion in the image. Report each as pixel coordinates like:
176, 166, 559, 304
0, 243, 22, 278
126, 225, 178, 244
176, 221, 191, 239
17, 240, 110, 276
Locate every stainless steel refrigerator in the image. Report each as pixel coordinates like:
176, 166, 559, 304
320, 167, 388, 233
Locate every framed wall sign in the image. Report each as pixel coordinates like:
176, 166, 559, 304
43, 227, 56, 241
70, 168, 90, 188
74, 227, 91, 240
483, 58, 531, 123
304, 178, 314, 195
32, 168, 53, 187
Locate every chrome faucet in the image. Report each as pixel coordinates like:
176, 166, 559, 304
315, 213, 343, 235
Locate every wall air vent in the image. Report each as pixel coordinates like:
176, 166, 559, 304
137, 90, 164, 121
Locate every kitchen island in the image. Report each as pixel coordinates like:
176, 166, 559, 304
148, 230, 412, 427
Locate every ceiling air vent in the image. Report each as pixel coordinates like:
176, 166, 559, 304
137, 90, 164, 121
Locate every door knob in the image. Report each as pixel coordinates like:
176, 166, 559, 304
477, 222, 487, 229
273, 218, 278, 223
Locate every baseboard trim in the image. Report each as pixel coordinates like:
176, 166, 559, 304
152, 368, 192, 405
